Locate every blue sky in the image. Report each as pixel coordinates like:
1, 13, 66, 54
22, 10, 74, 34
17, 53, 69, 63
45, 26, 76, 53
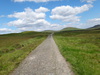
0, 0, 100, 34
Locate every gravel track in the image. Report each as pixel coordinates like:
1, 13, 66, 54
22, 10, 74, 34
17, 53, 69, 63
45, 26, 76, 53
10, 34, 74, 75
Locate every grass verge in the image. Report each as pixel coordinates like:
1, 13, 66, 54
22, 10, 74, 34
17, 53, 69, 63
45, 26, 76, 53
0, 32, 49, 75
54, 30, 100, 75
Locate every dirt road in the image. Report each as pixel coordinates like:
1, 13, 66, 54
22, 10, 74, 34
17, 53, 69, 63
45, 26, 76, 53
10, 34, 74, 75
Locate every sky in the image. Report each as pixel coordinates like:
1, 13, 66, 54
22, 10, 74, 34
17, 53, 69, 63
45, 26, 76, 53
0, 0, 100, 34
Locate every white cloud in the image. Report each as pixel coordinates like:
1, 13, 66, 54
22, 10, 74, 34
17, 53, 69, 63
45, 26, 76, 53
35, 7, 49, 13
18, 23, 66, 31
8, 7, 47, 20
13, 0, 60, 2
80, 0, 96, 3
5, 4, 95, 33
0, 28, 13, 34
0, 28, 23, 34
50, 4, 93, 22
61, 18, 100, 29
50, 15, 80, 22
76, 18, 100, 28
7, 7, 49, 28
7, 7, 66, 32
86, 18, 100, 26
15, 19, 66, 31
87, 18, 100, 22
0, 28, 12, 32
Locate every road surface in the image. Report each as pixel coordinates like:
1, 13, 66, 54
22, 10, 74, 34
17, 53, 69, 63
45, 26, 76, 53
10, 34, 74, 75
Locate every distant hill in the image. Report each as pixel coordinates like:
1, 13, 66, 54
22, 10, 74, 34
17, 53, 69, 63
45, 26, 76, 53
61, 27, 81, 31
88, 25, 100, 30
43, 30, 55, 32
21, 31, 37, 33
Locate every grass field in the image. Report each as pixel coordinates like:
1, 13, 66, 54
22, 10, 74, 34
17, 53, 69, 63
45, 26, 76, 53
54, 30, 100, 75
0, 31, 49, 75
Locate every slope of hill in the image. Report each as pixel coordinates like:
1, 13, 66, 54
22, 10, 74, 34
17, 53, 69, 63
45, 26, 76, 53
21, 31, 37, 33
61, 27, 81, 31
43, 30, 55, 32
88, 25, 100, 29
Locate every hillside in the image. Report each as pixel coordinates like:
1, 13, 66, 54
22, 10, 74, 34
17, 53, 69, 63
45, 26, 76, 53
43, 30, 55, 32
61, 27, 81, 31
88, 25, 100, 29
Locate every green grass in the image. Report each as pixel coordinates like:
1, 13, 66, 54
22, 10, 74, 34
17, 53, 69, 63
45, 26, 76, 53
54, 30, 100, 75
0, 32, 49, 75
61, 27, 81, 31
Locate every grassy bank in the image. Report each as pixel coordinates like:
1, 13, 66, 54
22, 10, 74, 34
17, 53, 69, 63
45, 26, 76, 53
0, 32, 49, 75
54, 30, 100, 75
